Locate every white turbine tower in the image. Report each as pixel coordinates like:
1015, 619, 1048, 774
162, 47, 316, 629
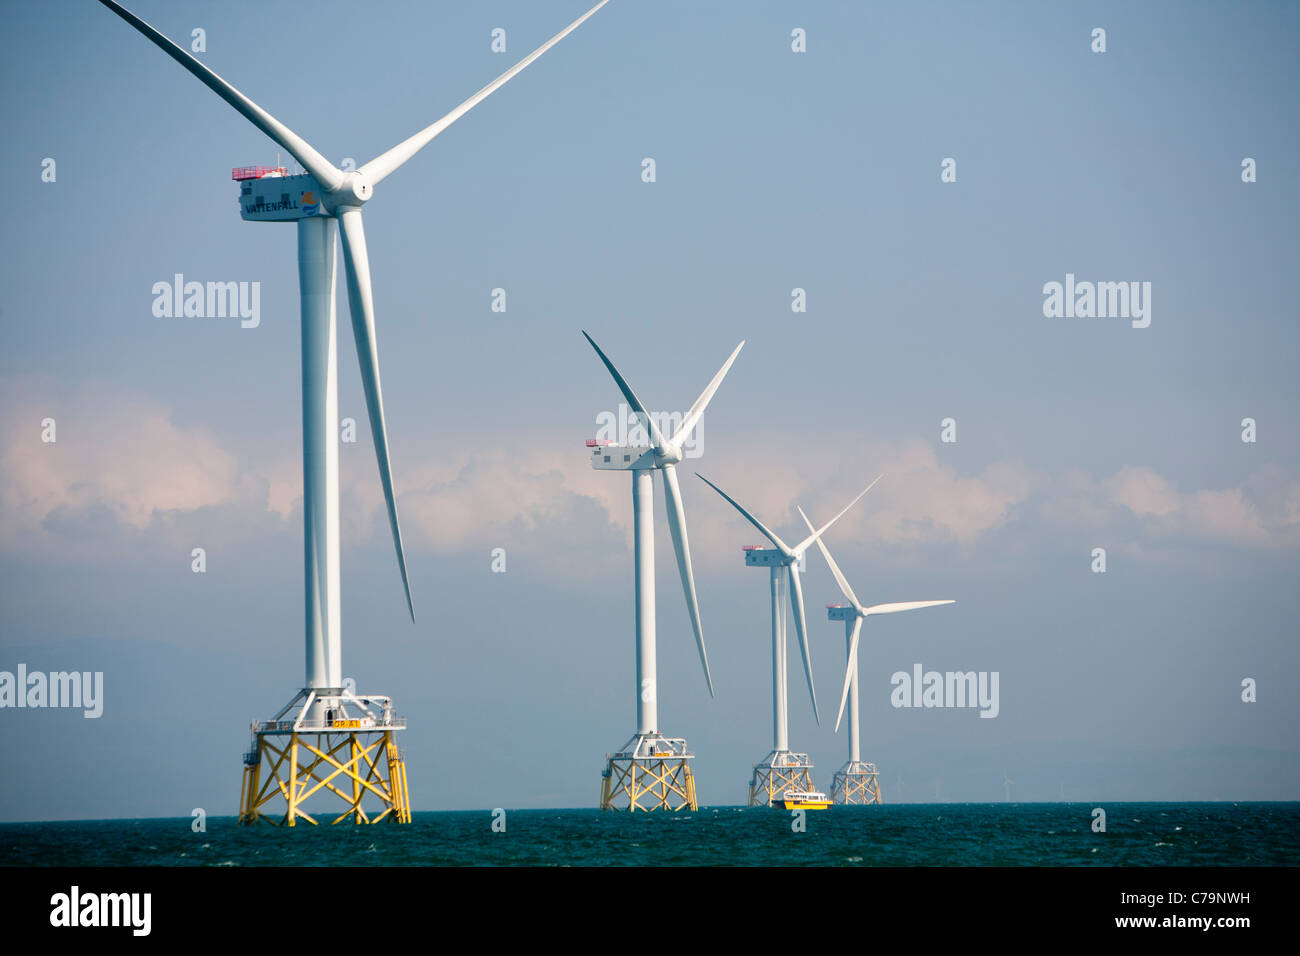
585, 333, 744, 812
797, 504, 953, 805
695, 474, 881, 806
97, 0, 609, 826
1004, 771, 1015, 803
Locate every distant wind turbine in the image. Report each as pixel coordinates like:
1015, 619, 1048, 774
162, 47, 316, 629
795, 506, 953, 733
584, 332, 744, 811
696, 474, 882, 727
696, 474, 880, 806
796, 503, 952, 805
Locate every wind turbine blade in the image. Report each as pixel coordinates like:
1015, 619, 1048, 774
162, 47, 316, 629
337, 209, 415, 622
834, 601, 954, 725
695, 473, 790, 553
792, 474, 883, 555
787, 565, 819, 724
661, 464, 713, 696
863, 600, 955, 616
669, 341, 745, 448
97, 1, 342, 191
582, 332, 667, 451
834, 616, 864, 733
360, 0, 610, 186
796, 505, 861, 611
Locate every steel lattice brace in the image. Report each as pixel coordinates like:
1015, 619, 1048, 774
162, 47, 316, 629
748, 750, 815, 807
830, 761, 882, 805
599, 733, 699, 811
239, 730, 411, 825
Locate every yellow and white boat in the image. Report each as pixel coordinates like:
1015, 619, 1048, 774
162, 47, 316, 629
781, 789, 832, 810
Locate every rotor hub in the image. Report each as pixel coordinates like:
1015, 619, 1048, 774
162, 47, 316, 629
328, 170, 373, 208
656, 443, 683, 465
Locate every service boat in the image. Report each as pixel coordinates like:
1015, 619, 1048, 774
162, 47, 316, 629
782, 789, 831, 810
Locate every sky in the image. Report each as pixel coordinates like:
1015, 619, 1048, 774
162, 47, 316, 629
0, 0, 1297, 821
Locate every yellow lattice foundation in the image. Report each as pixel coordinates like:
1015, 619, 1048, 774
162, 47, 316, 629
240, 688, 411, 826
239, 729, 410, 825
748, 750, 815, 807
599, 734, 699, 811
830, 761, 882, 805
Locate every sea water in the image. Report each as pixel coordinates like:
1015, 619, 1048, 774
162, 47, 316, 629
1, 802, 1295, 867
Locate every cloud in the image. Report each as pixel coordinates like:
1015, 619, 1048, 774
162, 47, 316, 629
393, 453, 624, 558
686, 439, 1040, 562
0, 377, 242, 546
854, 442, 1038, 545
1104, 466, 1181, 518
2, 378, 1296, 573
0, 377, 631, 570
1103, 465, 1300, 547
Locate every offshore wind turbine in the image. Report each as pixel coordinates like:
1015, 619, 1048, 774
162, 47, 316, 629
96, 0, 609, 826
798, 505, 953, 805
795, 509, 951, 806
585, 333, 744, 811
696, 474, 881, 806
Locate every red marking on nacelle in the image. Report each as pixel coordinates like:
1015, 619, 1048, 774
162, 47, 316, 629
232, 165, 288, 181
586, 439, 615, 447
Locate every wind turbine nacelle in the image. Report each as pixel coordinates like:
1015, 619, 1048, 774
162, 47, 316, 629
743, 547, 785, 567
234, 169, 327, 222
587, 440, 656, 471
827, 604, 857, 622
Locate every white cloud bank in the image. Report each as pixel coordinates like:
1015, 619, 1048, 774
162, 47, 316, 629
0, 377, 240, 540
2, 379, 1297, 570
